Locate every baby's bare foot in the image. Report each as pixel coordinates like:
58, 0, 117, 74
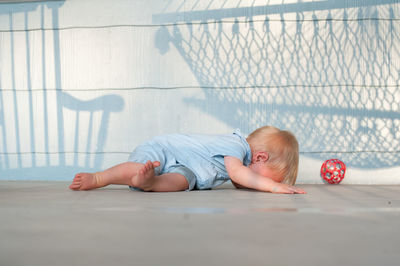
69, 173, 102, 191
131, 161, 160, 191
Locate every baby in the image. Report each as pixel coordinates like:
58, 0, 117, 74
69, 126, 306, 194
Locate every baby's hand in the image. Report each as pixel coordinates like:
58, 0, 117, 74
271, 183, 307, 194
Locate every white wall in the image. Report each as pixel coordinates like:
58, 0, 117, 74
0, 0, 399, 184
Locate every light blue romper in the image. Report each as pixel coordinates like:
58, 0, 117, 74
128, 129, 252, 191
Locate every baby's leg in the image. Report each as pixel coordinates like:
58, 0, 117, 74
131, 161, 189, 192
69, 161, 159, 191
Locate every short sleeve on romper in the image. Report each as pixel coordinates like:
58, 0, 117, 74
207, 129, 252, 173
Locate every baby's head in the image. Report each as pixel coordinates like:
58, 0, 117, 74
247, 126, 299, 185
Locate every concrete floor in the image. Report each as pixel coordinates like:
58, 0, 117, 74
1, 181, 400, 266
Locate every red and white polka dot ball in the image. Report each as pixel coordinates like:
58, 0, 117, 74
320, 159, 346, 184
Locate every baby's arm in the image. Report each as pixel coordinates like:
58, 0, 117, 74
224, 156, 306, 194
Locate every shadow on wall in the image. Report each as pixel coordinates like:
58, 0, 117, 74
0, 1, 124, 179
153, 0, 400, 169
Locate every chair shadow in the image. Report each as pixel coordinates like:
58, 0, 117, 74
0, 1, 124, 179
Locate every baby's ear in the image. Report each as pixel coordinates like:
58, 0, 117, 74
254, 151, 269, 163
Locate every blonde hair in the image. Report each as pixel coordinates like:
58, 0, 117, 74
247, 126, 299, 185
